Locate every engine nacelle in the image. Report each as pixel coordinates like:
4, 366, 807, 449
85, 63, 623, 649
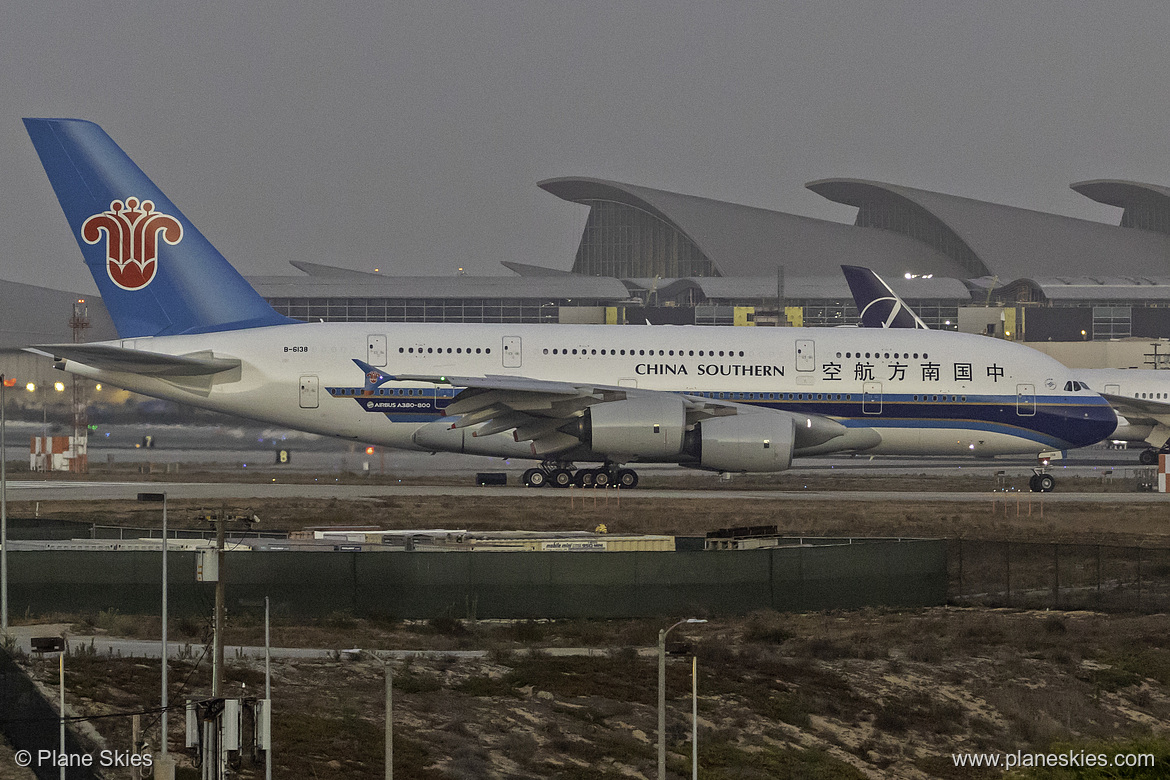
692, 413, 794, 472
580, 394, 687, 460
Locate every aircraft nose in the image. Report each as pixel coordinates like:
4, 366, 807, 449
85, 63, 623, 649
1065, 398, 1119, 448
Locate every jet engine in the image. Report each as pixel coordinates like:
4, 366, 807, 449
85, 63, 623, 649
574, 394, 688, 459
685, 413, 794, 472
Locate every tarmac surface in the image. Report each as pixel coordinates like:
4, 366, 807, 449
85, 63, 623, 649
1, 445, 1159, 502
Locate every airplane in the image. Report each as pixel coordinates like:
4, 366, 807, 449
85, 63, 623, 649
842, 264, 1170, 466
21, 118, 1117, 491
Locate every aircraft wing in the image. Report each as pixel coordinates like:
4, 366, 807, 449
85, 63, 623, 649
1100, 392, 1170, 426
353, 360, 852, 455
28, 344, 241, 377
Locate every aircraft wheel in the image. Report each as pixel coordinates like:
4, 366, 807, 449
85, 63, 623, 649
1140, 449, 1159, 466
1037, 474, 1056, 493
593, 469, 612, 488
1028, 474, 1040, 492
575, 469, 596, 488
523, 468, 547, 488
551, 469, 573, 488
616, 468, 639, 488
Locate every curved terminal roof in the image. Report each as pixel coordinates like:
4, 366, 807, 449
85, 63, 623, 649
539, 177, 971, 280
1071, 180, 1170, 235
808, 179, 1170, 279
247, 273, 632, 301
627, 276, 970, 303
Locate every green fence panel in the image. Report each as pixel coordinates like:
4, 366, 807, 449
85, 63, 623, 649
5, 540, 948, 620
355, 552, 474, 619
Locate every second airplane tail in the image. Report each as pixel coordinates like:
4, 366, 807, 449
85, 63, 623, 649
841, 265, 929, 329
24, 118, 293, 339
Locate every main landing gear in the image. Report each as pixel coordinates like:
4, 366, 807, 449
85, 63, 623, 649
1028, 468, 1056, 493
521, 461, 639, 489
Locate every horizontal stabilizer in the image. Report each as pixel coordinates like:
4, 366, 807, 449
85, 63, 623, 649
29, 343, 240, 377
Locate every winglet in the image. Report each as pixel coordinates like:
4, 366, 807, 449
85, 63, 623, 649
841, 265, 929, 329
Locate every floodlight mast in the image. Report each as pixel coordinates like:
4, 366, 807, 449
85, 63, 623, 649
658, 618, 707, 779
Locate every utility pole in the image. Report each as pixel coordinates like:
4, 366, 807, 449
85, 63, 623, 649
2, 373, 8, 635
213, 514, 225, 697
385, 662, 393, 780
776, 264, 785, 326
68, 300, 89, 473
265, 596, 272, 780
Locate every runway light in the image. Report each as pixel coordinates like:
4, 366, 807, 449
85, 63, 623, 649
366, 447, 375, 455
25, 383, 35, 392
95, 384, 102, 391
54, 382, 65, 392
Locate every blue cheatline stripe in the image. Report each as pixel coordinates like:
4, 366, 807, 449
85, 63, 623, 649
325, 385, 1113, 448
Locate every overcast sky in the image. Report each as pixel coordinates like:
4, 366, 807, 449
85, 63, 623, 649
3, 0, 1170, 295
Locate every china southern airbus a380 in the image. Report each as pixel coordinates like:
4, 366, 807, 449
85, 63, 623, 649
21, 119, 1116, 489
842, 264, 1170, 466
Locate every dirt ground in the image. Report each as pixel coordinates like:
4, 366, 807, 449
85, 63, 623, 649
15, 487, 1170, 547
10, 609, 1170, 780
7, 473, 1170, 778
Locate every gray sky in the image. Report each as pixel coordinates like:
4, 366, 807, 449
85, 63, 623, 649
3, 0, 1170, 295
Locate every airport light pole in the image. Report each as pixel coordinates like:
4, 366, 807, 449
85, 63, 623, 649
138, 492, 168, 758
265, 595, 272, 780
33, 637, 68, 780
658, 619, 706, 780
1, 373, 8, 635
692, 655, 698, 780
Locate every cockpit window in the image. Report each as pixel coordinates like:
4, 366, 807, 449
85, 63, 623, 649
1064, 381, 1073, 392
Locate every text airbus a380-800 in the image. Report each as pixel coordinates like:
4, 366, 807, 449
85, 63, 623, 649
22, 119, 1117, 489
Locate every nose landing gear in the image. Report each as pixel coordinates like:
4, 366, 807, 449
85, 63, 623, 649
1028, 468, 1056, 493
1139, 446, 1169, 466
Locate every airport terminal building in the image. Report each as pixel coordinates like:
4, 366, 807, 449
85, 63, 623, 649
248, 175, 1170, 347
6, 174, 1170, 371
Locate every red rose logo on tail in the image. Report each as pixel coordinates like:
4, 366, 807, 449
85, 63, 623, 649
82, 197, 183, 290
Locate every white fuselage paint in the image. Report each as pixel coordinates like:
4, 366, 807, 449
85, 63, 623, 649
58, 322, 1115, 462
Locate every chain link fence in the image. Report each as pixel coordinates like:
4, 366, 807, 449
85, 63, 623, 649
950, 539, 1170, 612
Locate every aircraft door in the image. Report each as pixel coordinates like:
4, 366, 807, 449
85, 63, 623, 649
862, 382, 882, 414
502, 336, 522, 368
367, 334, 387, 367
1016, 383, 1036, 416
299, 375, 319, 409
1104, 383, 1120, 396
795, 339, 815, 372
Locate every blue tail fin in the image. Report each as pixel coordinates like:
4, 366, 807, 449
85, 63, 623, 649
840, 265, 929, 329
24, 118, 294, 338
353, 359, 395, 395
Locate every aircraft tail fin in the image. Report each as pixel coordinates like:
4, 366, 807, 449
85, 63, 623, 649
841, 265, 929, 329
23, 118, 294, 338
353, 359, 394, 395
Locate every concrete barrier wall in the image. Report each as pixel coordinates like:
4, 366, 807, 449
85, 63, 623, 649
6, 540, 946, 620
